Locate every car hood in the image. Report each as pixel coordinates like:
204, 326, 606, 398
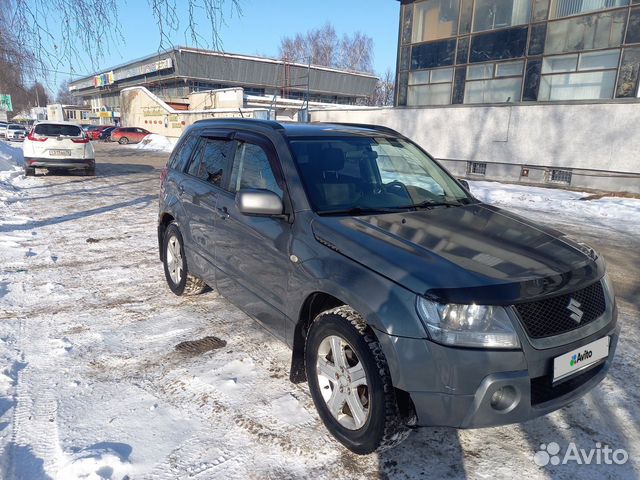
311, 203, 603, 305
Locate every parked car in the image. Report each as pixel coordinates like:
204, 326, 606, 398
5, 124, 28, 141
110, 127, 150, 144
98, 126, 117, 141
86, 125, 114, 141
23, 121, 95, 176
157, 119, 618, 454
0, 122, 8, 138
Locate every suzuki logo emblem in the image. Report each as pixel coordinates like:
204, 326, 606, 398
567, 298, 584, 323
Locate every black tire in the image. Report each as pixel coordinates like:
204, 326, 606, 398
84, 167, 96, 176
24, 167, 35, 176
119, 137, 129, 145
305, 306, 412, 454
162, 223, 207, 296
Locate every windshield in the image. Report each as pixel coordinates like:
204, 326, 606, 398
9, 125, 25, 130
288, 136, 474, 214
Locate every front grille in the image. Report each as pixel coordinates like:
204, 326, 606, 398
514, 281, 606, 339
530, 363, 605, 405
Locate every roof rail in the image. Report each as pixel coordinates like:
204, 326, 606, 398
330, 122, 403, 136
193, 117, 284, 131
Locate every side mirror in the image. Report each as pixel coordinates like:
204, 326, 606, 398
236, 188, 284, 216
458, 179, 470, 190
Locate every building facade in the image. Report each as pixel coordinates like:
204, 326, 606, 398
69, 47, 378, 124
395, 0, 640, 107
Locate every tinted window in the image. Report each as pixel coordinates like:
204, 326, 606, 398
470, 27, 528, 62
229, 142, 283, 197
9, 125, 24, 130
34, 124, 82, 137
187, 138, 231, 186
169, 134, 199, 171
411, 39, 456, 70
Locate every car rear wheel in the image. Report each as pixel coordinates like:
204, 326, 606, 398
24, 167, 35, 176
305, 306, 413, 454
118, 137, 129, 145
84, 167, 96, 176
162, 223, 207, 296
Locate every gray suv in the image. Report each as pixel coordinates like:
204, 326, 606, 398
158, 119, 619, 454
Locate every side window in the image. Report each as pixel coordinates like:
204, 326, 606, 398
186, 138, 231, 187
169, 134, 198, 171
229, 141, 283, 197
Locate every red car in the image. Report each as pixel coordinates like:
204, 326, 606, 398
86, 125, 114, 140
110, 127, 151, 145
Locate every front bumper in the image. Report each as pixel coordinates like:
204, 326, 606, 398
25, 158, 95, 169
377, 310, 619, 429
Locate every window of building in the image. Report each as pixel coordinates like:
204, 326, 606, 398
408, 67, 454, 105
616, 47, 640, 97
550, 0, 629, 19
473, 0, 532, 33
229, 142, 283, 197
549, 168, 572, 183
412, 0, 460, 43
469, 26, 529, 62
539, 49, 620, 100
545, 10, 626, 54
467, 161, 487, 175
411, 38, 457, 69
464, 61, 524, 103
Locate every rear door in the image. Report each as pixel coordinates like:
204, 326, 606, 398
214, 132, 293, 339
179, 132, 235, 276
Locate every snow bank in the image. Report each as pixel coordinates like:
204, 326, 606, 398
0, 141, 25, 199
134, 134, 176, 152
469, 180, 640, 239
0, 140, 24, 171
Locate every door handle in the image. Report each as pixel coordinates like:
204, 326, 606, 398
216, 206, 229, 220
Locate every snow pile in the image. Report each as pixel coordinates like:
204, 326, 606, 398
0, 140, 24, 171
0, 140, 25, 201
134, 134, 176, 152
469, 180, 640, 239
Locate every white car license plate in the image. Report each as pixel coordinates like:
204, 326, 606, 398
553, 336, 609, 382
35, 168, 48, 174
49, 149, 71, 156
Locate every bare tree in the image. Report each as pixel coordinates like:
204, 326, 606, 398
56, 79, 79, 105
366, 69, 395, 106
3, 0, 242, 75
279, 23, 373, 73
338, 32, 373, 73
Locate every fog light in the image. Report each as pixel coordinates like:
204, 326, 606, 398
490, 386, 518, 412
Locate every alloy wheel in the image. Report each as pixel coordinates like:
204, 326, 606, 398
166, 235, 183, 285
316, 335, 369, 430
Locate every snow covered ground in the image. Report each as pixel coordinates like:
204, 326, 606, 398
0, 141, 638, 479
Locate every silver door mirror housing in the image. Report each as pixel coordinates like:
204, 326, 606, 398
236, 188, 284, 216
458, 179, 470, 190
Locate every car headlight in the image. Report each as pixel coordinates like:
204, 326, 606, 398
416, 297, 520, 349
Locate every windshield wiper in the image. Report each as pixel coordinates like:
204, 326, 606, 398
318, 206, 409, 216
396, 200, 464, 209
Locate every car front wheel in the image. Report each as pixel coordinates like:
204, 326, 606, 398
305, 306, 412, 454
162, 223, 207, 296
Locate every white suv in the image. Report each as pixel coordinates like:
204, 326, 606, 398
23, 121, 95, 176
